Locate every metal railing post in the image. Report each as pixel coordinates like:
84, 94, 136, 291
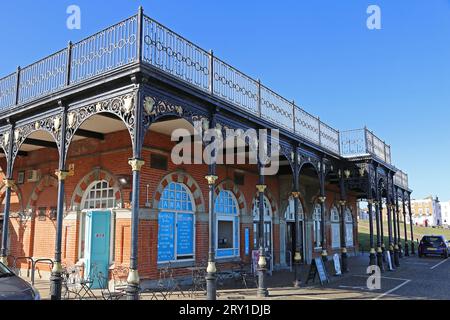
257, 79, 261, 117
14, 66, 21, 105
337, 130, 341, 155
292, 100, 296, 133
318, 117, 322, 146
209, 50, 214, 95
66, 41, 73, 86
137, 6, 144, 63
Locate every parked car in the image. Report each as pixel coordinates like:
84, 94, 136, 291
0, 262, 40, 300
418, 235, 450, 259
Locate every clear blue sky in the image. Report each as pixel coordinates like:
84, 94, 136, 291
1, 0, 449, 200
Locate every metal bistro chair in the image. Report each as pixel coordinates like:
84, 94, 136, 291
97, 271, 126, 300
111, 266, 129, 294
158, 262, 186, 298
232, 262, 257, 289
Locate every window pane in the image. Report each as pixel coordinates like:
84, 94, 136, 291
218, 220, 233, 249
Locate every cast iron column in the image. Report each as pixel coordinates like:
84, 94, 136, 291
319, 162, 327, 263
408, 194, 415, 255
374, 200, 384, 271
205, 171, 218, 300
256, 163, 268, 297
386, 201, 394, 269
0, 125, 14, 267
292, 148, 302, 287
50, 105, 68, 300
392, 203, 400, 267
368, 199, 376, 266
339, 174, 348, 273
402, 198, 409, 256
396, 194, 403, 258
126, 158, 144, 300
126, 86, 145, 300
380, 200, 386, 261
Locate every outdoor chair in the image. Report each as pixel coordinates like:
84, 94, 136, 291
111, 265, 129, 293
96, 271, 126, 300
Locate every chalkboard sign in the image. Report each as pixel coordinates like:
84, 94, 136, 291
306, 257, 330, 285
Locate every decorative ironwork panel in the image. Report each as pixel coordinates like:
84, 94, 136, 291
339, 129, 367, 157
65, 91, 137, 157
71, 15, 138, 84
372, 134, 386, 162
143, 16, 210, 92
294, 106, 320, 145
18, 50, 67, 104
12, 115, 62, 164
0, 73, 17, 110
260, 86, 293, 131
319, 121, 339, 154
385, 145, 391, 164
213, 57, 259, 115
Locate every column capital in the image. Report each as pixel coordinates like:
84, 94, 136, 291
2, 179, 15, 188
55, 170, 70, 181
339, 200, 346, 206
341, 247, 347, 254
128, 158, 145, 171
318, 196, 326, 203
205, 175, 218, 185
373, 200, 379, 206
291, 191, 300, 199
294, 251, 302, 261
256, 184, 267, 193
367, 199, 374, 205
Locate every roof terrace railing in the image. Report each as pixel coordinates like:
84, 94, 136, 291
0, 11, 341, 156
0, 9, 402, 169
394, 170, 409, 190
340, 128, 392, 164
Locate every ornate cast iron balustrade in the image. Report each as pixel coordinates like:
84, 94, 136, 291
0, 10, 400, 172
394, 170, 409, 190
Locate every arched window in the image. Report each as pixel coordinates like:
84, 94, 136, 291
252, 196, 272, 252
157, 182, 195, 263
81, 180, 116, 210
215, 190, 240, 258
285, 197, 304, 222
330, 206, 340, 249
313, 204, 322, 248
345, 208, 354, 247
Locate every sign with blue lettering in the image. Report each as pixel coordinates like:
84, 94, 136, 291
176, 213, 194, 255
245, 228, 250, 255
157, 211, 175, 262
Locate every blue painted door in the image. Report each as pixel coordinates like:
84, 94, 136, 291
84, 210, 111, 289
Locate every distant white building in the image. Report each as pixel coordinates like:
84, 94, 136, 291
441, 201, 450, 227
410, 196, 442, 227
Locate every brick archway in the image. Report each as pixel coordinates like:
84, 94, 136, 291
153, 171, 205, 213
214, 179, 247, 216
0, 182, 24, 213
26, 174, 59, 212
70, 168, 122, 211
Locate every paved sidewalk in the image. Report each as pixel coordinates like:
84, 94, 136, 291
27, 253, 450, 300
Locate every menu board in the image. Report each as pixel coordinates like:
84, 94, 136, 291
157, 212, 175, 262
176, 213, 194, 255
